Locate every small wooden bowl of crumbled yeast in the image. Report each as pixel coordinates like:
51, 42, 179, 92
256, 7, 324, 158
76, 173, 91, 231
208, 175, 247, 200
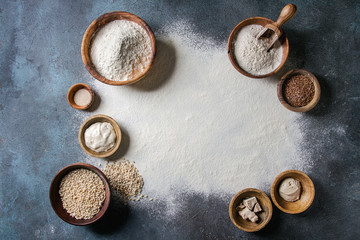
81, 11, 156, 85
229, 188, 273, 232
227, 17, 289, 78
79, 114, 122, 158
49, 163, 111, 225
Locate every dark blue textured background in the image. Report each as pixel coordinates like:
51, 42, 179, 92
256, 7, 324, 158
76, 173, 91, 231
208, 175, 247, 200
0, 0, 359, 239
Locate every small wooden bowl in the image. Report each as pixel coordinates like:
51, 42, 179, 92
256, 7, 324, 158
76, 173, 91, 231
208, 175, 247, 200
81, 11, 156, 85
67, 83, 94, 110
271, 170, 315, 214
79, 114, 122, 158
49, 163, 111, 225
229, 188, 273, 232
277, 69, 321, 112
227, 17, 289, 78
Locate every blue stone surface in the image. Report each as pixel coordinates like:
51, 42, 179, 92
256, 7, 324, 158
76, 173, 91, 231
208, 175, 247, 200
0, 0, 359, 239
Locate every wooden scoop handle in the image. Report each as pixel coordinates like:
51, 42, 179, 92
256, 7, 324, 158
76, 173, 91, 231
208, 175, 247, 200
275, 4, 297, 28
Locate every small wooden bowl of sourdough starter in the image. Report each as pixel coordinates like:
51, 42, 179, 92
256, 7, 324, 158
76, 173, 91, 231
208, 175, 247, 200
277, 69, 321, 112
81, 12, 156, 85
79, 114, 122, 158
229, 188, 273, 232
227, 17, 289, 78
271, 170, 315, 214
49, 163, 111, 225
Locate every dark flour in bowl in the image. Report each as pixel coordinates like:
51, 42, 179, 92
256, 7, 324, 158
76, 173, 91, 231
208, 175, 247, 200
233, 24, 283, 75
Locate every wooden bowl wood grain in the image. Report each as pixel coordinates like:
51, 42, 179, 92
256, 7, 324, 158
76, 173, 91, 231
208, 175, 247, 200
277, 69, 321, 112
67, 83, 94, 110
271, 170, 315, 214
229, 188, 273, 232
49, 163, 111, 225
79, 114, 122, 158
81, 11, 156, 85
227, 17, 289, 79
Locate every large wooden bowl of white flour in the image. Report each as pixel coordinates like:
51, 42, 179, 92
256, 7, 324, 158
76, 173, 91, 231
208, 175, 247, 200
81, 12, 156, 85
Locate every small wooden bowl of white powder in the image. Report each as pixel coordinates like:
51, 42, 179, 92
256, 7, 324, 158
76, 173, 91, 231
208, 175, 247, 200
79, 114, 122, 158
227, 17, 289, 78
67, 83, 94, 110
49, 163, 111, 225
81, 12, 156, 85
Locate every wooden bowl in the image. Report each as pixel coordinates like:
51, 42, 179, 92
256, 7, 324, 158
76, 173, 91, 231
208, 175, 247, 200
277, 69, 321, 112
271, 170, 315, 214
67, 83, 94, 110
79, 114, 122, 158
229, 188, 273, 232
227, 17, 289, 78
49, 163, 111, 225
81, 11, 156, 85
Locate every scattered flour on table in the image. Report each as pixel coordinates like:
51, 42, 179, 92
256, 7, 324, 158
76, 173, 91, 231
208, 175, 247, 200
75, 20, 312, 216
233, 24, 283, 75
90, 20, 152, 81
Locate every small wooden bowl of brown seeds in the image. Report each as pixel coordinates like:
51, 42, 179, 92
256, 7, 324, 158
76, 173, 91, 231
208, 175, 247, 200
49, 163, 111, 225
277, 69, 321, 112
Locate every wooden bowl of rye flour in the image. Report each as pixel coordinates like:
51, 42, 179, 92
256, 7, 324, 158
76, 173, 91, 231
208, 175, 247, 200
227, 17, 289, 78
81, 12, 156, 85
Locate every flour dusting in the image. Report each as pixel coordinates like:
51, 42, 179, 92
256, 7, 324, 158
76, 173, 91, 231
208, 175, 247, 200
76, 21, 311, 211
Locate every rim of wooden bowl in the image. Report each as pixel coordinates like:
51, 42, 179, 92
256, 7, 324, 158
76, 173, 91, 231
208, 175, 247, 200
67, 83, 95, 110
229, 188, 273, 232
277, 69, 321, 112
81, 11, 156, 86
79, 114, 122, 158
227, 17, 289, 79
271, 170, 315, 214
49, 163, 111, 225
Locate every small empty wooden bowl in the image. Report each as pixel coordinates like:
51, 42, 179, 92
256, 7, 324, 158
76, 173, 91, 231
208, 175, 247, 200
229, 188, 273, 232
81, 11, 156, 85
79, 114, 122, 158
277, 69, 321, 112
227, 17, 289, 78
49, 163, 111, 225
271, 170, 315, 214
67, 83, 94, 110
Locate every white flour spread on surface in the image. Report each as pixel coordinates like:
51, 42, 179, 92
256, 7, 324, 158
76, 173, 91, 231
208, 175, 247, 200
90, 20, 152, 81
76, 21, 312, 216
233, 24, 282, 75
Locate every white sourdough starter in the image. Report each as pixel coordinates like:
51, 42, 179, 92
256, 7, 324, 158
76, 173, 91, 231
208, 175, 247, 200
84, 122, 116, 152
77, 21, 312, 217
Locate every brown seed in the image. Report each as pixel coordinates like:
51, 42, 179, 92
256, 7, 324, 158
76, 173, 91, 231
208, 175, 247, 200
283, 74, 315, 107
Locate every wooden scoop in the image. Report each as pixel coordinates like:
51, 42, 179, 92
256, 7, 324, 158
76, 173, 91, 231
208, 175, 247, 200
256, 4, 297, 51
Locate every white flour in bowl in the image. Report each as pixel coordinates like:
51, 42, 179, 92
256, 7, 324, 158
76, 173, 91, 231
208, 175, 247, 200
90, 20, 152, 81
233, 24, 283, 75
